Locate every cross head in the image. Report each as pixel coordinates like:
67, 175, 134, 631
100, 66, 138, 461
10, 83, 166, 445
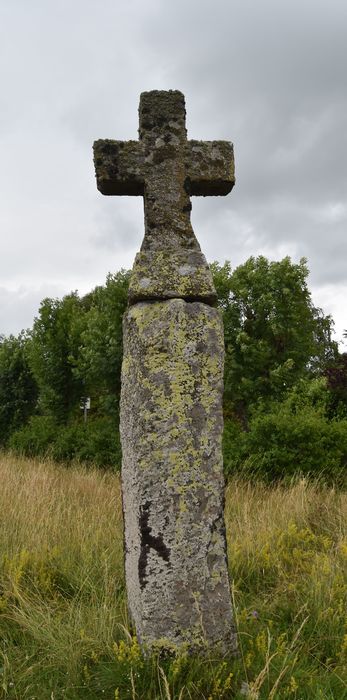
93, 91, 235, 304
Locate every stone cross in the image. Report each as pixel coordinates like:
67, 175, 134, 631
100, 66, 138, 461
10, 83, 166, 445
94, 90, 234, 306
94, 90, 237, 654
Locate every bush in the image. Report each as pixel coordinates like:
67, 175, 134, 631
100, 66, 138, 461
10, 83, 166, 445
9, 415, 121, 469
245, 409, 347, 482
9, 415, 58, 457
51, 416, 121, 468
223, 380, 347, 483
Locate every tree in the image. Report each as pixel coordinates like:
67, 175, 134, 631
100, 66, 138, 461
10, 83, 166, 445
325, 353, 347, 417
4, 258, 341, 475
74, 270, 130, 416
0, 333, 38, 444
28, 293, 86, 423
212, 257, 337, 425
8, 273, 129, 465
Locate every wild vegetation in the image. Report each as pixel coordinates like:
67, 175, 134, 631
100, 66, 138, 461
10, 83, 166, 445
1, 258, 346, 696
0, 452, 346, 698
1, 256, 346, 482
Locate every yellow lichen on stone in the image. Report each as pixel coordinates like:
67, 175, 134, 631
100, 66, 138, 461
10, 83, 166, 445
120, 298, 236, 652
97, 90, 236, 655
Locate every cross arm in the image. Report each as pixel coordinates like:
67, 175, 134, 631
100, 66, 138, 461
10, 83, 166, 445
93, 139, 144, 195
185, 140, 235, 196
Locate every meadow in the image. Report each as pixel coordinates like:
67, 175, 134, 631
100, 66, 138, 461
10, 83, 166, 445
0, 452, 346, 699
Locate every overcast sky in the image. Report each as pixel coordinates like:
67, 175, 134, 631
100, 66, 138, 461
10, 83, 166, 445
1, 0, 346, 346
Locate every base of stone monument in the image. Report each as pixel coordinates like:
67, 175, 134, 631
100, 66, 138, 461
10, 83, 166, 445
120, 298, 237, 654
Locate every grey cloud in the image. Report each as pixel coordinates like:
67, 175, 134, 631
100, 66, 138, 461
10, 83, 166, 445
0, 284, 68, 336
91, 197, 144, 253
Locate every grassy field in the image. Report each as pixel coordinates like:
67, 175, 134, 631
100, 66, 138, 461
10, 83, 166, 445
0, 452, 346, 699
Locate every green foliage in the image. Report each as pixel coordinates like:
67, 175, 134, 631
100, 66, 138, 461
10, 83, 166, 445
74, 270, 130, 416
3, 547, 75, 600
9, 415, 121, 468
212, 258, 343, 484
212, 257, 337, 425
7, 271, 129, 467
224, 379, 347, 483
28, 293, 86, 423
9, 415, 58, 456
325, 352, 347, 418
1, 258, 343, 477
0, 333, 38, 445
51, 416, 121, 467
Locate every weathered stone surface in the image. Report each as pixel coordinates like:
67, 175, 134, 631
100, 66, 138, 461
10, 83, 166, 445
120, 298, 237, 653
94, 90, 237, 654
128, 249, 216, 305
93, 91, 235, 304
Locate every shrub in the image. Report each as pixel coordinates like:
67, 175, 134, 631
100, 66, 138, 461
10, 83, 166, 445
9, 415, 121, 469
51, 416, 121, 468
9, 415, 57, 457
223, 380, 347, 483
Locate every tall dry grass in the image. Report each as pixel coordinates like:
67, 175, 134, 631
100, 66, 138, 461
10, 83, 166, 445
0, 451, 122, 554
0, 452, 346, 698
0, 452, 126, 697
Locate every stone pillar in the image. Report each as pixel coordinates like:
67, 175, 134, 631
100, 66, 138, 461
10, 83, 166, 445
93, 89, 237, 653
120, 299, 237, 653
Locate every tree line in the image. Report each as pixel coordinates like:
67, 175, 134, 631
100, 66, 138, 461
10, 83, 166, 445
1, 256, 346, 482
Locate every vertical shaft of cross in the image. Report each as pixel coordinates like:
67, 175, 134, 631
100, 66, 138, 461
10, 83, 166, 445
130, 91, 217, 303
138, 91, 196, 252
93, 90, 237, 654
